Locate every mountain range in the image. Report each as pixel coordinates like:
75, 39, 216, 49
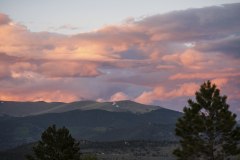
0, 100, 160, 117
0, 100, 182, 151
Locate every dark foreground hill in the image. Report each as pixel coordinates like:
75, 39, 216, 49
0, 140, 177, 160
0, 107, 182, 150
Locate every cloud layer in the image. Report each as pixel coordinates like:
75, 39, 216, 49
0, 3, 239, 113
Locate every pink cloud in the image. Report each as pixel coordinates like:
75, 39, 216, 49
135, 83, 199, 104
0, 63, 11, 79
135, 87, 165, 104
39, 61, 101, 78
212, 78, 229, 88
110, 92, 129, 102
170, 72, 240, 80
0, 90, 79, 102
162, 49, 206, 69
0, 13, 10, 25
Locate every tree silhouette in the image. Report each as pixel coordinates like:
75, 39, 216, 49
173, 81, 240, 160
26, 125, 81, 160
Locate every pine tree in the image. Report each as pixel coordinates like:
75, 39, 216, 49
26, 125, 81, 160
173, 81, 240, 160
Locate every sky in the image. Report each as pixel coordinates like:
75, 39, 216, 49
0, 1, 240, 114
1, 0, 240, 34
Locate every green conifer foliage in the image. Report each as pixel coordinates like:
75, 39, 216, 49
173, 81, 240, 160
26, 125, 81, 160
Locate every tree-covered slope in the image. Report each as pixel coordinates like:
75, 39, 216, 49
0, 108, 182, 150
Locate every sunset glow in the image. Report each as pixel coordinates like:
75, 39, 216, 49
0, 2, 239, 114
